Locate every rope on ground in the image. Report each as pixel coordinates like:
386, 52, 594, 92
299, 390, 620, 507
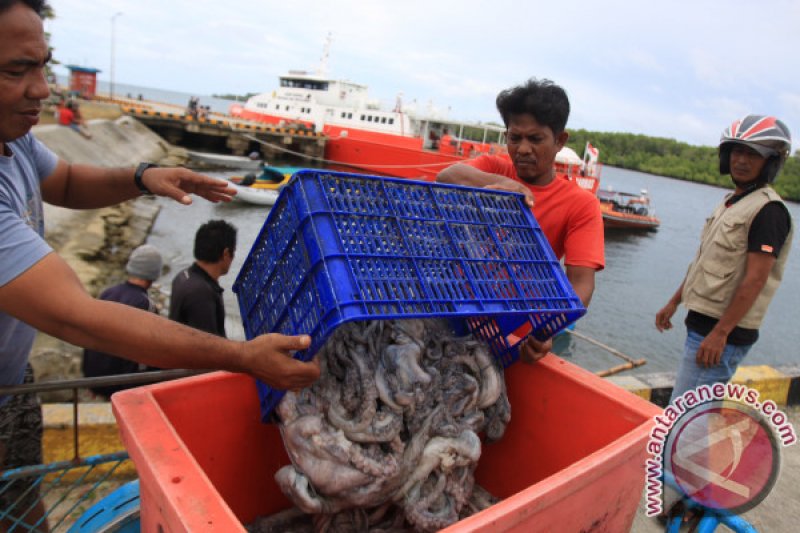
562, 329, 647, 377
595, 361, 647, 378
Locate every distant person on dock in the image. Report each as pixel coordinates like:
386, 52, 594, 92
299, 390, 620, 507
56, 98, 73, 124
169, 220, 236, 337
656, 115, 794, 401
186, 95, 199, 118
57, 99, 91, 139
82, 244, 163, 399
437, 78, 604, 364
0, 3, 320, 527
68, 99, 92, 138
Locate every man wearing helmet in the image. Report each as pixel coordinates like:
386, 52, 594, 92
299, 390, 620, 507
656, 115, 794, 401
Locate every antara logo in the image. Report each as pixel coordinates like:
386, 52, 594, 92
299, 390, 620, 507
644, 383, 796, 517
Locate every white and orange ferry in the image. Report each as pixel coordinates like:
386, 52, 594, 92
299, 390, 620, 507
229, 66, 511, 180
229, 40, 601, 185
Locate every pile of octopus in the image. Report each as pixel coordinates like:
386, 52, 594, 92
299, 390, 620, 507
247, 319, 511, 532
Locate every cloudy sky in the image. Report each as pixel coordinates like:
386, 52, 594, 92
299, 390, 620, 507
46, 0, 799, 148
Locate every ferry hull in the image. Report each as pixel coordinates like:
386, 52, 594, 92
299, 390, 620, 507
232, 108, 502, 181
325, 136, 468, 181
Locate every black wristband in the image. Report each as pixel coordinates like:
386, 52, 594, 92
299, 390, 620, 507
134, 162, 158, 195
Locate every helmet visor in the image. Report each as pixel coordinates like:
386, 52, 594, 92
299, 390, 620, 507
721, 140, 778, 159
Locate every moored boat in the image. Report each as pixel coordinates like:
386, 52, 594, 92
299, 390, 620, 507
559, 144, 659, 230
227, 166, 294, 206
229, 38, 506, 181
596, 188, 660, 230
186, 150, 263, 171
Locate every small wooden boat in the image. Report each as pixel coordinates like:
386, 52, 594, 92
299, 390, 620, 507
597, 188, 660, 230
227, 167, 294, 206
187, 150, 263, 171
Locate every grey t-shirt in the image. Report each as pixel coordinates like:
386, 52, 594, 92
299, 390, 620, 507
0, 133, 58, 393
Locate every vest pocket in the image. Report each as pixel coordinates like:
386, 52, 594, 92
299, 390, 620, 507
693, 265, 734, 303
716, 219, 746, 251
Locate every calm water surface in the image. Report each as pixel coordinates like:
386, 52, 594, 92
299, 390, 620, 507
146, 166, 800, 376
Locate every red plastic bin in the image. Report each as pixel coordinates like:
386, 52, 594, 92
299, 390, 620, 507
112, 356, 661, 532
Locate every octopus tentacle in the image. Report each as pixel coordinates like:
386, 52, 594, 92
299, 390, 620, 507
273, 318, 509, 530
474, 343, 502, 409
405, 471, 458, 532
348, 442, 399, 478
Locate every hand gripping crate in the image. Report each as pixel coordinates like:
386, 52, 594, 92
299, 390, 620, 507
232, 170, 585, 418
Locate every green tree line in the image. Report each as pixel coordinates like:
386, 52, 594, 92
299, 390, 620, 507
566, 130, 800, 202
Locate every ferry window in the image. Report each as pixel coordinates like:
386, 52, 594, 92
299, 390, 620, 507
341, 112, 346, 118
360, 114, 365, 121
275, 104, 279, 110
285, 105, 290, 111
348, 113, 353, 119
389, 118, 394, 125
367, 116, 373, 122
281, 79, 330, 91
381, 117, 387, 124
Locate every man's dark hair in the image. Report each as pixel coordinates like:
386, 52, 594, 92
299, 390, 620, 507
0, 0, 49, 17
496, 78, 570, 135
194, 220, 237, 263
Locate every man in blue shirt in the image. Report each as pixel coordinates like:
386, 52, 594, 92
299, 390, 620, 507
0, 2, 320, 527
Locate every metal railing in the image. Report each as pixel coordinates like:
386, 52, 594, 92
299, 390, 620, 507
0, 369, 209, 462
0, 369, 209, 531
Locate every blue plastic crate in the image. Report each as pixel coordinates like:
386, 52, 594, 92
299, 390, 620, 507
233, 170, 586, 419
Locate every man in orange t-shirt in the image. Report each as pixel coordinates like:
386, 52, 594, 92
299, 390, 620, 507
437, 78, 604, 362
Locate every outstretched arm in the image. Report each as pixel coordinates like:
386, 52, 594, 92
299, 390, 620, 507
40, 160, 236, 209
0, 253, 320, 390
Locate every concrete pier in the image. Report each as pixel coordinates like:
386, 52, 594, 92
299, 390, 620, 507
104, 97, 327, 160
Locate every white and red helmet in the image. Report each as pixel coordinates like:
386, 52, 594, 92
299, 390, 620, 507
719, 115, 792, 183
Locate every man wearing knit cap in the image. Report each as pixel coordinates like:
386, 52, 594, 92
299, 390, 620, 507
82, 245, 163, 399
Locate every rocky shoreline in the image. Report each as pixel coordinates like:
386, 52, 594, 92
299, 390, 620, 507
31, 116, 187, 400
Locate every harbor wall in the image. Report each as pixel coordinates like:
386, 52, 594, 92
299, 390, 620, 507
32, 115, 184, 167
30, 117, 182, 399
607, 364, 800, 407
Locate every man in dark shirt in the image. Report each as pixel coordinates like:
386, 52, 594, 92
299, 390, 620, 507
169, 220, 236, 337
82, 244, 163, 398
